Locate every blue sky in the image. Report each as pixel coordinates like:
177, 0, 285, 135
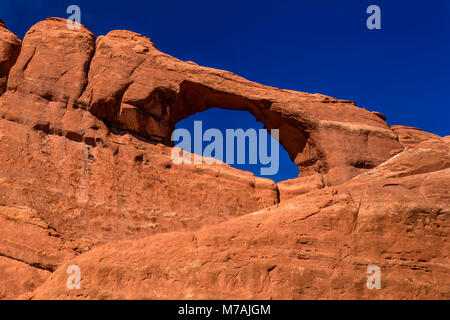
1, 0, 449, 181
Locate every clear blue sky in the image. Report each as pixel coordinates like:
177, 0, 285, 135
1, 0, 449, 181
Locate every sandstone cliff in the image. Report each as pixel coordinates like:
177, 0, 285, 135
0, 18, 448, 300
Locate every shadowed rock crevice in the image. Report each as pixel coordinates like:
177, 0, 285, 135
0, 252, 57, 272
0, 19, 21, 95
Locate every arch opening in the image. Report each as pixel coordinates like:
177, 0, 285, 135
174, 107, 299, 182
166, 81, 326, 181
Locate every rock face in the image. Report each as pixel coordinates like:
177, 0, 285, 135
391, 125, 443, 148
0, 18, 448, 300
28, 138, 450, 300
0, 19, 21, 95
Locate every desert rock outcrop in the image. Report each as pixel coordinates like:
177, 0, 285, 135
0, 18, 447, 299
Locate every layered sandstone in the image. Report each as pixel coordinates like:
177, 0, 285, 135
0, 18, 447, 300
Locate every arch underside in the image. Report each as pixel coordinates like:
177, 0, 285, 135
169, 81, 325, 178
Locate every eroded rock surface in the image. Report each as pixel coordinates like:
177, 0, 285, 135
0, 18, 447, 299
30, 138, 450, 300
391, 125, 442, 148
0, 19, 21, 95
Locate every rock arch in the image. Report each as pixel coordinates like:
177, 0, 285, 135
171, 80, 310, 170
1, 18, 402, 187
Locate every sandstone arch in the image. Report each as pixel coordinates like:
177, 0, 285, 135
173, 105, 301, 181
171, 80, 309, 169
1, 18, 449, 301
2, 18, 402, 188
0, 19, 21, 95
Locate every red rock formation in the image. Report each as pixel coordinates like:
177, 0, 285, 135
3, 18, 402, 187
78, 27, 401, 187
391, 125, 442, 148
28, 138, 450, 300
0, 19, 21, 95
0, 18, 447, 299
